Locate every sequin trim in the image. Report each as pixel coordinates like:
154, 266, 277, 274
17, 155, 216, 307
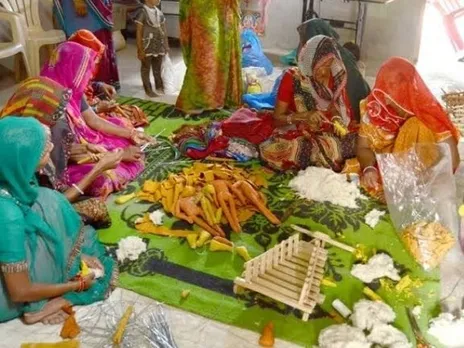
1, 261, 28, 273
66, 223, 85, 274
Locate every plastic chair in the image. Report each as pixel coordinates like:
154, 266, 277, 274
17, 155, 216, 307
0, 9, 31, 80
0, 0, 66, 76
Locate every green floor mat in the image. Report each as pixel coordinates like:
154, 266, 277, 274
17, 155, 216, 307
99, 97, 443, 347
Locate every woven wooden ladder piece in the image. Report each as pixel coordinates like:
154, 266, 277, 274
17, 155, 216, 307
443, 91, 464, 135
233, 233, 328, 322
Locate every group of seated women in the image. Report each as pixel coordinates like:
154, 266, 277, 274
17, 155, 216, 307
0, 30, 155, 325
264, 19, 460, 196
0, 19, 460, 327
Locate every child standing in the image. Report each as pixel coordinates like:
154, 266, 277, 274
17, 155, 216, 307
135, 0, 169, 97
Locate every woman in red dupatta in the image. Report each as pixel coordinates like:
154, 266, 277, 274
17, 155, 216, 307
357, 57, 460, 191
69, 30, 148, 128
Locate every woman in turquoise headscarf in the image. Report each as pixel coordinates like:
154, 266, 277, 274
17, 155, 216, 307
0, 117, 117, 324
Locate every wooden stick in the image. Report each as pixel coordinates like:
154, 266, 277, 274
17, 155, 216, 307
291, 225, 356, 253
112, 305, 134, 344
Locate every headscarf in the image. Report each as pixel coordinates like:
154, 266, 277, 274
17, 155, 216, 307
0, 77, 74, 187
296, 19, 370, 122
0, 77, 71, 126
297, 35, 351, 126
69, 29, 105, 71
41, 42, 103, 144
0, 117, 66, 272
367, 57, 460, 141
297, 18, 339, 51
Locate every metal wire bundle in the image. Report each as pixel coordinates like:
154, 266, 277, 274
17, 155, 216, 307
76, 293, 178, 348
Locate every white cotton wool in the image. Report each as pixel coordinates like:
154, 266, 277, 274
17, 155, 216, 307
428, 311, 464, 347
365, 209, 386, 229
116, 236, 147, 262
351, 300, 396, 331
351, 253, 401, 283
318, 324, 371, 348
367, 324, 412, 348
90, 267, 104, 279
149, 209, 166, 226
289, 167, 365, 209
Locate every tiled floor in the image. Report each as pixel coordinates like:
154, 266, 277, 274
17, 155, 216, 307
0, 40, 464, 347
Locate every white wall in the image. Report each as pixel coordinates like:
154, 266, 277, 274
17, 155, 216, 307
260, 0, 302, 52
362, 0, 426, 74
247, 0, 426, 74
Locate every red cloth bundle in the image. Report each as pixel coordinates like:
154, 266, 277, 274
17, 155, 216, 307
221, 108, 274, 144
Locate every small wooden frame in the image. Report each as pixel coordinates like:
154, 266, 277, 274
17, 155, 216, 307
234, 233, 328, 321
443, 91, 464, 136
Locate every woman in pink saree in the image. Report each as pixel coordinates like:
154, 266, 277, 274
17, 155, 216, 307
41, 42, 149, 198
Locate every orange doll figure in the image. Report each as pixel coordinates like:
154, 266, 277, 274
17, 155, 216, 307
232, 180, 281, 225
211, 180, 241, 233
174, 196, 225, 237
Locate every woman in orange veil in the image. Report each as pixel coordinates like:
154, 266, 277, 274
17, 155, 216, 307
69, 29, 148, 128
357, 57, 460, 191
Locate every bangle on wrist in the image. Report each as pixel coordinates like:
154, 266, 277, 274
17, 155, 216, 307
72, 184, 84, 195
363, 166, 378, 175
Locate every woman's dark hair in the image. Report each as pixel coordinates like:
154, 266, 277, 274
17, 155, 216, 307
343, 42, 361, 62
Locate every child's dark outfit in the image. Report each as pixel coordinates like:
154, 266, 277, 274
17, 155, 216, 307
135, 5, 167, 95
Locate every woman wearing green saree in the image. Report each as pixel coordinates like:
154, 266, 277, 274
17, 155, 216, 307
176, 0, 243, 114
0, 117, 117, 324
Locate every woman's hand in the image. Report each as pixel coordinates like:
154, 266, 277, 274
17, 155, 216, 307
362, 167, 380, 189
81, 273, 96, 291
86, 144, 107, 154
94, 149, 124, 172
101, 83, 117, 99
82, 255, 104, 271
96, 100, 118, 113
132, 131, 156, 146
122, 146, 143, 162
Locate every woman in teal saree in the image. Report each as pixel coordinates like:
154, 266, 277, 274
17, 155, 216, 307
0, 117, 117, 324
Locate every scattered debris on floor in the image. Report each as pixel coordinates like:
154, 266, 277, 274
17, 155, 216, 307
149, 209, 166, 225
116, 236, 147, 262
365, 209, 386, 229
289, 167, 365, 209
319, 300, 412, 348
428, 311, 464, 347
259, 322, 275, 347
351, 300, 396, 331
351, 253, 401, 283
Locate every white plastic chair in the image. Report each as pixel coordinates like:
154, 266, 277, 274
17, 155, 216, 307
0, 0, 66, 76
0, 9, 31, 80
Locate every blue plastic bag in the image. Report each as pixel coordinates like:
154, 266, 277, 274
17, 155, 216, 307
241, 29, 273, 75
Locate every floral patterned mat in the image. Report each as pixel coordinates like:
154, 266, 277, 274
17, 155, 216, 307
98, 97, 443, 347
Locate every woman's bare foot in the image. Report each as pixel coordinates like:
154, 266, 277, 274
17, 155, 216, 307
122, 146, 143, 162
23, 298, 70, 325
41, 309, 69, 325
146, 90, 158, 98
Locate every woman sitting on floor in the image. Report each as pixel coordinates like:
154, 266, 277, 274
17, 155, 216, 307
0, 117, 116, 325
296, 19, 370, 122
0, 77, 123, 228
40, 42, 152, 198
260, 35, 357, 172
358, 57, 460, 193
68, 29, 149, 128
